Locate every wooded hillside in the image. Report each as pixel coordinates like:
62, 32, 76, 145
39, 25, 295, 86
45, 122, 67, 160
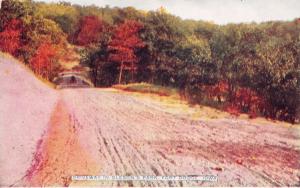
0, 0, 299, 123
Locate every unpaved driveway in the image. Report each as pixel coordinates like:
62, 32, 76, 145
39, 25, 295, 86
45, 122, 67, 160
21, 89, 300, 186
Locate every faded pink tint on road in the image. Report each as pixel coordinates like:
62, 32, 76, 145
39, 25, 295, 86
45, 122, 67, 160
0, 54, 58, 186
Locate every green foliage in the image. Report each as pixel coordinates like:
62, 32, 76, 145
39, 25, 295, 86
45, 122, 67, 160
140, 11, 186, 85
34, 2, 79, 41
20, 14, 67, 63
253, 33, 300, 121
208, 22, 300, 122
81, 45, 119, 87
0, 0, 33, 30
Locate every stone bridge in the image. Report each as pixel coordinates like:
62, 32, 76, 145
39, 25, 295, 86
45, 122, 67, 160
53, 72, 93, 89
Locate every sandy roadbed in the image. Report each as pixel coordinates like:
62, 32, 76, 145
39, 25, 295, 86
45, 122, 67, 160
58, 89, 299, 186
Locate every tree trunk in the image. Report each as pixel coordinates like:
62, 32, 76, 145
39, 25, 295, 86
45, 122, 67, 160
93, 69, 97, 86
131, 62, 134, 83
118, 61, 124, 84
228, 81, 235, 102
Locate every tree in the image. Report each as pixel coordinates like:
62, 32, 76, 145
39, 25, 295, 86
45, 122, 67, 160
175, 35, 215, 102
30, 42, 58, 80
114, 7, 146, 23
20, 15, 67, 63
0, 0, 33, 31
141, 10, 186, 85
34, 1, 80, 42
0, 0, 66, 81
75, 16, 104, 46
108, 20, 144, 84
80, 19, 112, 86
254, 35, 299, 122
0, 19, 22, 55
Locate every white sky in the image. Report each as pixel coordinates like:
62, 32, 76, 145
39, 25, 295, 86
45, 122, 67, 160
37, 0, 300, 24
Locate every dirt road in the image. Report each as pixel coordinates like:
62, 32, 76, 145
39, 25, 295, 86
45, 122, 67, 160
19, 88, 300, 186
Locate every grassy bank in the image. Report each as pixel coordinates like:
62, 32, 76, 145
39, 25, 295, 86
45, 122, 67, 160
112, 83, 240, 120
112, 82, 295, 126
113, 83, 180, 98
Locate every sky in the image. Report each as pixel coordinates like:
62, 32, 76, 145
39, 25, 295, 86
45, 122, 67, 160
37, 0, 300, 25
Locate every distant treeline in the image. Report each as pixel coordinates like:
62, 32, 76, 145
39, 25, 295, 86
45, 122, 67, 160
0, 0, 299, 122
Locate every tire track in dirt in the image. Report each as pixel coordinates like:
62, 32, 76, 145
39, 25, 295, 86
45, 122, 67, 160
24, 99, 100, 186
63, 90, 183, 186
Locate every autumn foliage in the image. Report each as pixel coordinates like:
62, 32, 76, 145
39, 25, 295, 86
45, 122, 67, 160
0, 19, 22, 56
225, 87, 266, 118
0, 0, 299, 122
0, 0, 67, 81
201, 81, 266, 117
75, 16, 104, 46
30, 42, 58, 79
108, 20, 145, 83
204, 81, 229, 103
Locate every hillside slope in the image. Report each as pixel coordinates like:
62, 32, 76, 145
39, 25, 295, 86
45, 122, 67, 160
0, 53, 58, 186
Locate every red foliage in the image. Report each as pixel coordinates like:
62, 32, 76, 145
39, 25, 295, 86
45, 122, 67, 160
108, 20, 144, 64
0, 19, 22, 56
203, 81, 267, 118
204, 81, 229, 102
75, 16, 104, 46
30, 42, 57, 79
225, 105, 241, 116
108, 20, 145, 83
226, 87, 266, 118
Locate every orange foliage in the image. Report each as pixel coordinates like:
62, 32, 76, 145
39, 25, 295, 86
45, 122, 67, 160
30, 42, 58, 79
0, 19, 22, 56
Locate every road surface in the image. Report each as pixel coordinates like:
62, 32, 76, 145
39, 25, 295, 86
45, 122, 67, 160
23, 89, 300, 186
